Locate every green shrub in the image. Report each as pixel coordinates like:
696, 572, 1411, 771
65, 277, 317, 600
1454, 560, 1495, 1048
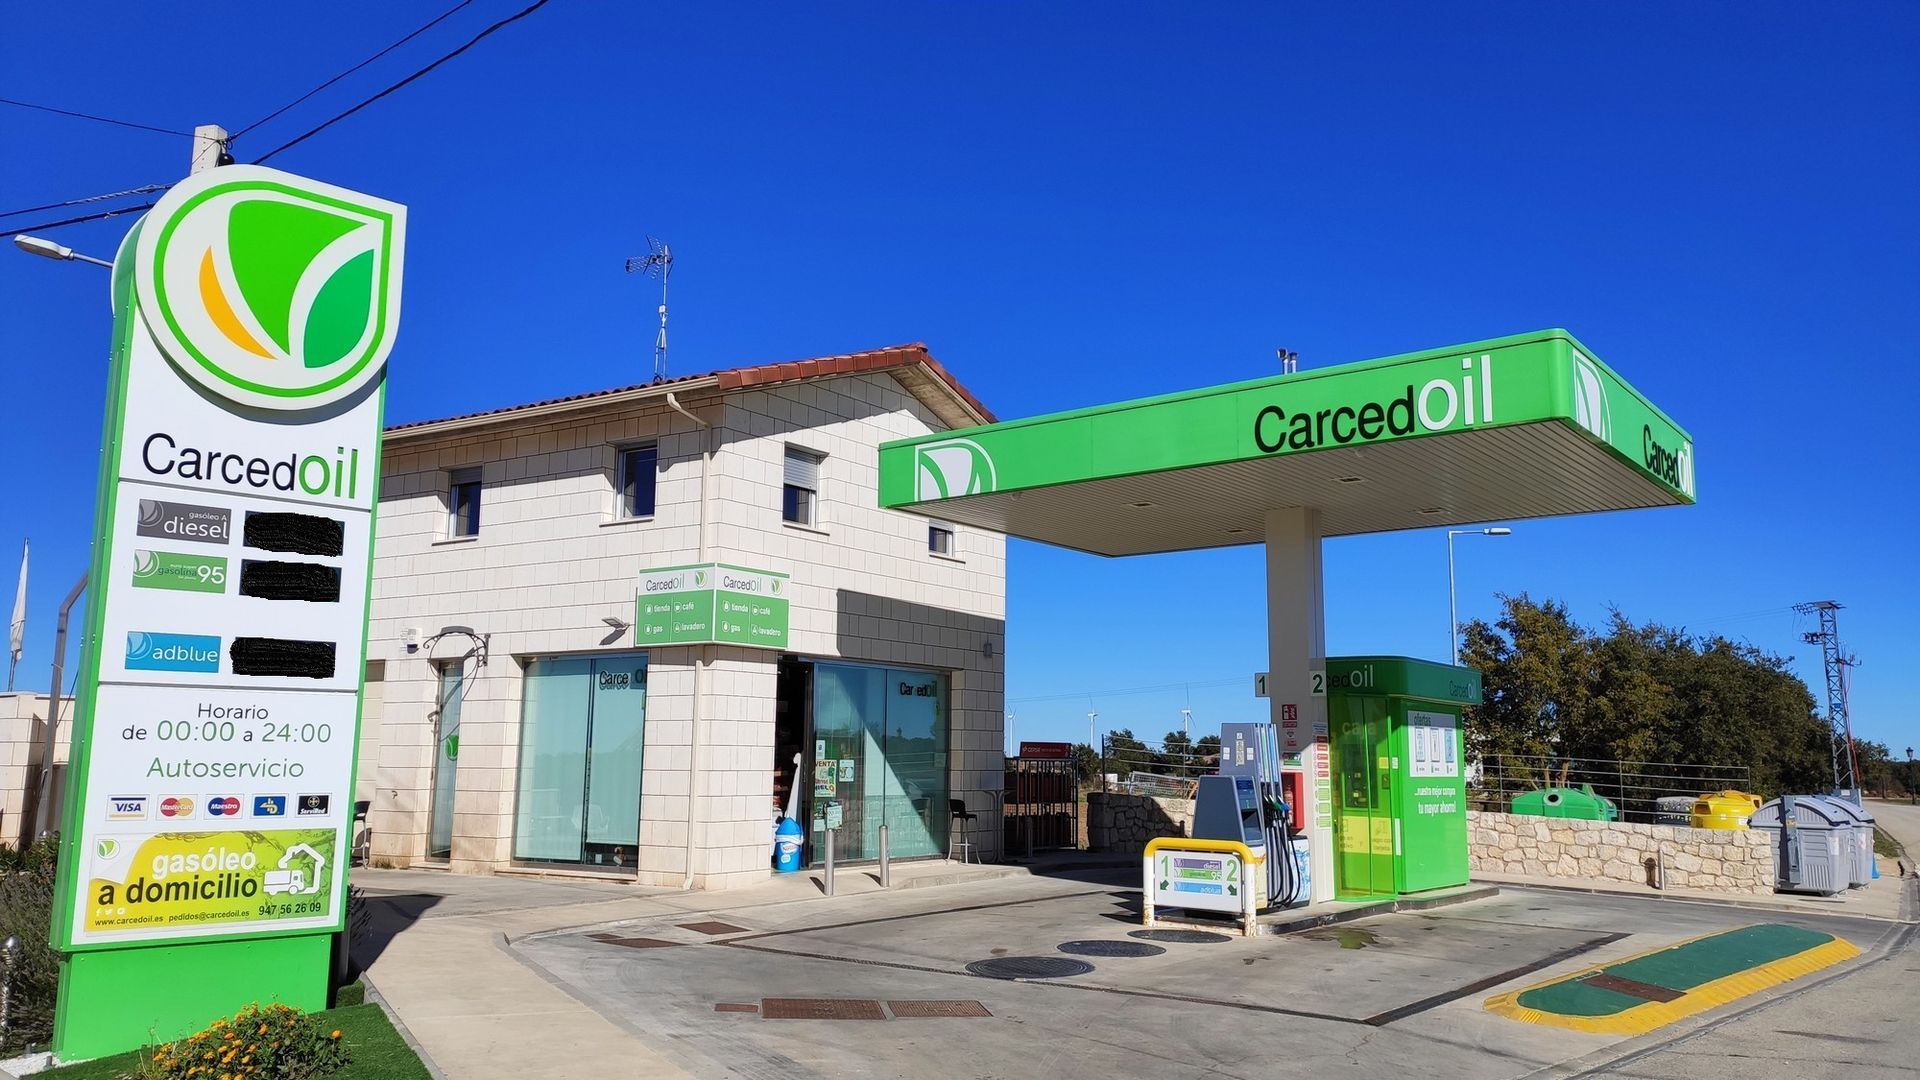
0, 835, 61, 1054
129, 1003, 349, 1080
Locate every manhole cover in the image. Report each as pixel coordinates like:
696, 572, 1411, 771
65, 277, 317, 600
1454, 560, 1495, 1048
594, 936, 683, 949
1129, 929, 1232, 944
1058, 939, 1166, 957
760, 998, 886, 1020
965, 956, 1095, 980
678, 920, 750, 936
888, 1000, 993, 1018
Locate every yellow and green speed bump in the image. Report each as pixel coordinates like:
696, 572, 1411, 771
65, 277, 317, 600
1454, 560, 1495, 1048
1485, 923, 1859, 1035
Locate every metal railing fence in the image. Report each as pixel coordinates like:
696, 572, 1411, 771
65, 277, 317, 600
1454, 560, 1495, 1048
1472, 754, 1752, 825
1100, 735, 1219, 798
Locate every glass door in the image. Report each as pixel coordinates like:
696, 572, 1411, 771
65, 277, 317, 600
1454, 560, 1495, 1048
806, 661, 949, 865
513, 653, 648, 868
428, 662, 464, 859
1332, 696, 1395, 899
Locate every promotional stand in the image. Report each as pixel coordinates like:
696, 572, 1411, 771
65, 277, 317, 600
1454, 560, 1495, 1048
48, 165, 406, 1061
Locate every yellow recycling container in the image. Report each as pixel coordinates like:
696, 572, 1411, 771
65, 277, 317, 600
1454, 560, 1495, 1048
1689, 790, 1762, 830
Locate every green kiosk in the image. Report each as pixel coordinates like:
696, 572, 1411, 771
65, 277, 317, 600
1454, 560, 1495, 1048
1326, 656, 1480, 899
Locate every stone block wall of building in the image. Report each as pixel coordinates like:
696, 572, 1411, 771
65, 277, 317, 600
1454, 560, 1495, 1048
1086, 792, 1194, 854
1469, 810, 1773, 895
366, 368, 1006, 884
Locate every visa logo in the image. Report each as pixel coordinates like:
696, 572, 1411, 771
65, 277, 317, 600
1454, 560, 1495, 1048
107, 796, 147, 820
125, 631, 220, 674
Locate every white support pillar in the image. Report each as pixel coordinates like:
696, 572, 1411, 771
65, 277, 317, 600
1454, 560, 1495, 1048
1265, 507, 1335, 903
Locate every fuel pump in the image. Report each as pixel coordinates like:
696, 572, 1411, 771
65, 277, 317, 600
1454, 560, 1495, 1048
1194, 722, 1308, 907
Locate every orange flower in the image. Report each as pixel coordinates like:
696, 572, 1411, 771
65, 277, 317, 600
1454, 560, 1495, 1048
331, 1030, 342, 1039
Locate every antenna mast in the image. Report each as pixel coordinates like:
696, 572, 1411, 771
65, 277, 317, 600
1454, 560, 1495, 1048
624, 238, 673, 382
1795, 600, 1860, 799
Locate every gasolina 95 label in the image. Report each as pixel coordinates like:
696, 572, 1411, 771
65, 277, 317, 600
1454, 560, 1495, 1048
131, 549, 228, 593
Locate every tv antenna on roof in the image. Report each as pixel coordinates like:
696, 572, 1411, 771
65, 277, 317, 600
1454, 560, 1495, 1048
625, 237, 673, 382
1276, 348, 1299, 374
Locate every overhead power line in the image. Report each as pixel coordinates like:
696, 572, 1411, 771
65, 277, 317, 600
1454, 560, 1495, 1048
251, 0, 555, 165
0, 96, 193, 137
1, 202, 157, 241
233, 0, 477, 139
0, 184, 169, 221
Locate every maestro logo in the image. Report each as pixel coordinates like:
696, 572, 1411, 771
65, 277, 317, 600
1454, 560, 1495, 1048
134, 164, 408, 412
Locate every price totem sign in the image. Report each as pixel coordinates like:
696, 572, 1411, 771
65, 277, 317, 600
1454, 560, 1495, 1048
49, 165, 405, 1061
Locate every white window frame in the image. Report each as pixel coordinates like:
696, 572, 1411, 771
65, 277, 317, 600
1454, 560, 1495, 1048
447, 467, 483, 539
782, 445, 824, 528
616, 442, 659, 520
928, 520, 957, 558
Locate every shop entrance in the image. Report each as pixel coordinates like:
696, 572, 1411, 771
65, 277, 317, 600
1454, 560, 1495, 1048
511, 652, 649, 869
427, 662, 465, 860
773, 657, 952, 866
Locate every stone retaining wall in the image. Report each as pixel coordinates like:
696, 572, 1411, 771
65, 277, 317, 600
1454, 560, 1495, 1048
1469, 810, 1773, 895
1086, 792, 1193, 853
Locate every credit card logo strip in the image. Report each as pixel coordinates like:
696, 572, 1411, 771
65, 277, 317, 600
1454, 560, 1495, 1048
207, 796, 243, 817
296, 794, 332, 816
159, 796, 196, 819
135, 499, 232, 546
106, 795, 149, 820
253, 795, 289, 818
125, 631, 222, 674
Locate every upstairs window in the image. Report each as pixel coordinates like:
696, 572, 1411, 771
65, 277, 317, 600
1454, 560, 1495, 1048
929, 522, 955, 556
448, 467, 482, 537
619, 444, 658, 518
783, 446, 822, 526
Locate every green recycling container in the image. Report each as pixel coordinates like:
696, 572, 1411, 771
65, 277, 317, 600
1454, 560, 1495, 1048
1509, 785, 1618, 821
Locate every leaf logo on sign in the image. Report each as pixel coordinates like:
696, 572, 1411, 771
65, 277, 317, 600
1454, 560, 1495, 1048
96, 839, 119, 859
1569, 351, 1612, 443
136, 165, 406, 412
914, 438, 997, 500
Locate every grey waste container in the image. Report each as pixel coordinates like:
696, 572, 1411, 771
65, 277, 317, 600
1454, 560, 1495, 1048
1750, 796, 1848, 896
1811, 796, 1875, 888
1654, 796, 1695, 826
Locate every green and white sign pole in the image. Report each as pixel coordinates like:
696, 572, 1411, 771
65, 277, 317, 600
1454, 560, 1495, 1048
49, 165, 405, 1061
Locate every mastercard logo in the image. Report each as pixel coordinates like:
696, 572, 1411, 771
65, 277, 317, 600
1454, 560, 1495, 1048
160, 797, 195, 818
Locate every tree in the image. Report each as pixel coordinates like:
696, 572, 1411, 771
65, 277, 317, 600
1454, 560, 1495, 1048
1070, 743, 1100, 786
1195, 734, 1222, 761
1106, 728, 1148, 779
1460, 594, 1832, 805
1162, 730, 1194, 761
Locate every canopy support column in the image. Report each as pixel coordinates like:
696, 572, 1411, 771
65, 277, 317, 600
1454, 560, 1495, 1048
1265, 508, 1335, 902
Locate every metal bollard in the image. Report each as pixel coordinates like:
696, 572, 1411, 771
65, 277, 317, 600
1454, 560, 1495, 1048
2, 934, 18, 1046
823, 826, 836, 897
878, 825, 890, 888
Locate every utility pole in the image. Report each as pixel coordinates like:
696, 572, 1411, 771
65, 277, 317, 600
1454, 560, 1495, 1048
191, 124, 231, 174
1796, 600, 1860, 800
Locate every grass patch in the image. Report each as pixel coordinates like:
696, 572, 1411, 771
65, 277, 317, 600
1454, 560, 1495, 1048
1873, 826, 1904, 861
36, 1003, 428, 1080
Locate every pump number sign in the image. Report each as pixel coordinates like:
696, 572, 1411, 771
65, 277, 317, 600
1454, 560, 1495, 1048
1152, 850, 1244, 914
53, 165, 405, 951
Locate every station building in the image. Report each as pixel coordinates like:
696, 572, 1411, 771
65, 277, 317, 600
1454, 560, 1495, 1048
355, 344, 1008, 888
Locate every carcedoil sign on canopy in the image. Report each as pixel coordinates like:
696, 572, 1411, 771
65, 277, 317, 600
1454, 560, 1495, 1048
49, 164, 405, 1062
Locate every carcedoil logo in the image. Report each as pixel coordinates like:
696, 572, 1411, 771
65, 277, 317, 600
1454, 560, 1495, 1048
914, 438, 997, 500
1570, 351, 1612, 443
134, 164, 407, 412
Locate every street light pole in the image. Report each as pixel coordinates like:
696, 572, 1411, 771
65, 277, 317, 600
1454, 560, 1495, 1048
12, 235, 114, 268
1907, 746, 1915, 806
1448, 527, 1512, 666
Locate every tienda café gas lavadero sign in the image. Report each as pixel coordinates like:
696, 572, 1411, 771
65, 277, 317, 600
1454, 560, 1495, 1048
53, 164, 404, 958
634, 563, 790, 649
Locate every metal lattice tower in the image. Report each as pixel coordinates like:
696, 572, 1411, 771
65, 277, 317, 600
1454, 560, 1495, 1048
1795, 600, 1859, 796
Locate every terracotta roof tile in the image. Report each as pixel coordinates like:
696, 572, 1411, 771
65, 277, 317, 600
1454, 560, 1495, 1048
385, 342, 994, 434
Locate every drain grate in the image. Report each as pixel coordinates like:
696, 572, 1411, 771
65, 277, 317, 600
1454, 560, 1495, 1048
761, 998, 887, 1020
888, 1000, 992, 1018
966, 956, 1096, 980
1129, 929, 1232, 944
594, 936, 683, 949
1058, 939, 1166, 958
678, 920, 750, 936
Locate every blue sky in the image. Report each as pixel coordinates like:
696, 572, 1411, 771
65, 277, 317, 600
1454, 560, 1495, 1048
4, 4, 1915, 756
